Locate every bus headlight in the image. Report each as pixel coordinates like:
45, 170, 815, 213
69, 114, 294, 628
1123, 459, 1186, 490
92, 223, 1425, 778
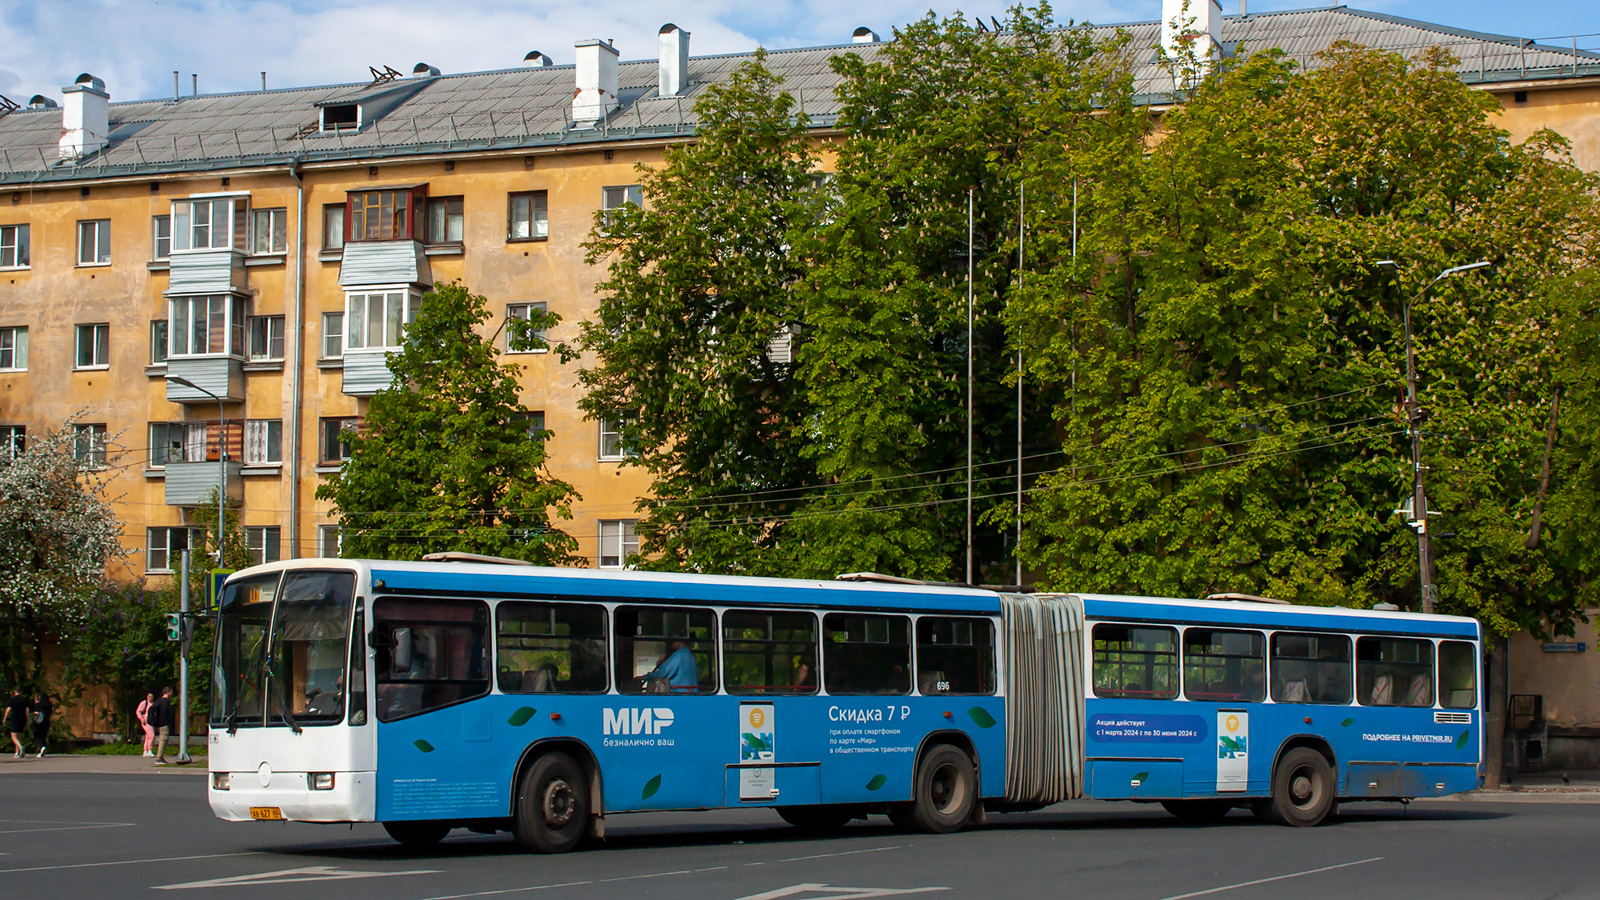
308, 772, 335, 791
212, 772, 231, 791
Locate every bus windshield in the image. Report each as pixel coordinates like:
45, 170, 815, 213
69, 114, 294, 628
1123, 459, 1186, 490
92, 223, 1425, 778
211, 569, 356, 728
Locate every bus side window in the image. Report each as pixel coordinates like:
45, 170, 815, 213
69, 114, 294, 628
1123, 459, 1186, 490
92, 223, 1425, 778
1270, 632, 1352, 705
614, 605, 718, 695
915, 617, 995, 695
823, 613, 911, 695
497, 601, 609, 694
1439, 641, 1477, 710
723, 610, 818, 695
372, 596, 490, 722
1357, 636, 1434, 708
347, 608, 367, 726
1091, 624, 1178, 699
1182, 629, 1264, 702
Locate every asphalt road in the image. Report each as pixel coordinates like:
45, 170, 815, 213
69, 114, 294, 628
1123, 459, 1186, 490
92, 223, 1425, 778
1, 772, 1595, 900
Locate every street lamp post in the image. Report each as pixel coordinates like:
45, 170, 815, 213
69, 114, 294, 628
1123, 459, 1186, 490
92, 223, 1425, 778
164, 375, 228, 562
1375, 259, 1491, 614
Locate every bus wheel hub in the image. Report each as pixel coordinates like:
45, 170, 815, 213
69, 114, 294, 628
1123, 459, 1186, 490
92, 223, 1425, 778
542, 778, 575, 826
1291, 773, 1313, 803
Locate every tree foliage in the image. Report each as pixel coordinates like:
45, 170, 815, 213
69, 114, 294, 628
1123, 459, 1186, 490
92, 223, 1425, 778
318, 281, 579, 564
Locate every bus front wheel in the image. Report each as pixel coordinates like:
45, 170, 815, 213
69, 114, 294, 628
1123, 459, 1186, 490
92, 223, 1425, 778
382, 820, 452, 847
905, 744, 977, 834
512, 752, 590, 853
1261, 747, 1335, 827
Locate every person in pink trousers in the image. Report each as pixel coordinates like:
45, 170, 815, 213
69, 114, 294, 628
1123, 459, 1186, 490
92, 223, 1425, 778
136, 692, 156, 757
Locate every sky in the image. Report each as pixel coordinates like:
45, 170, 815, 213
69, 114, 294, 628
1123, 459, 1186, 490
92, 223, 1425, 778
1, 0, 1594, 104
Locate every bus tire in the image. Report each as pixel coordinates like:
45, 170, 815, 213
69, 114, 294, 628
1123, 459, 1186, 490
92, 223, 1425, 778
908, 744, 977, 834
1264, 747, 1335, 827
382, 820, 452, 847
512, 752, 590, 853
777, 805, 854, 833
1160, 799, 1235, 822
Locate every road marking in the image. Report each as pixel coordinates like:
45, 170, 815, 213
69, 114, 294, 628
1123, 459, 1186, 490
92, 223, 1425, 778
418, 881, 594, 900
1156, 857, 1385, 900
779, 845, 904, 863
598, 868, 695, 882
0, 822, 136, 835
155, 866, 441, 890
0, 850, 262, 875
735, 885, 951, 900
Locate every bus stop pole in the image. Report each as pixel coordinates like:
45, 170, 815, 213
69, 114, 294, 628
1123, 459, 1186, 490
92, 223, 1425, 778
178, 549, 192, 764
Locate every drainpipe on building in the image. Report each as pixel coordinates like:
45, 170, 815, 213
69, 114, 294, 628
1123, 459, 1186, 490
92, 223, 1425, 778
287, 157, 306, 558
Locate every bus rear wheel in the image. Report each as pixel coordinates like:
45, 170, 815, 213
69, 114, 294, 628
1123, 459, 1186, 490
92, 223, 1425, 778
777, 805, 855, 833
382, 820, 452, 847
1160, 799, 1235, 823
906, 744, 977, 834
1261, 747, 1335, 827
512, 752, 590, 853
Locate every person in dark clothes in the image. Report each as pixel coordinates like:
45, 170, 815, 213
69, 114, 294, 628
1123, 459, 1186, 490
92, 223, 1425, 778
5, 688, 28, 759
31, 691, 53, 759
152, 686, 174, 765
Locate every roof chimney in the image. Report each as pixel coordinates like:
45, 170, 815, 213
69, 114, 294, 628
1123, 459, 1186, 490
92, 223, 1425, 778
59, 73, 109, 160
852, 26, 880, 43
524, 51, 552, 67
573, 38, 619, 126
1161, 0, 1223, 66
658, 24, 689, 97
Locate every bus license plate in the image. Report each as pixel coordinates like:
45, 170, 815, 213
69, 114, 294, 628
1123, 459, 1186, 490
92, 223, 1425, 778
250, 807, 283, 820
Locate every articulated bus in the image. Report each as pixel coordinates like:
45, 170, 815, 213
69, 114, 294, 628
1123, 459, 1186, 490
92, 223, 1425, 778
208, 559, 1482, 850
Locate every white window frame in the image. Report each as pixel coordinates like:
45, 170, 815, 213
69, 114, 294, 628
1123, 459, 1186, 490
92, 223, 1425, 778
251, 207, 288, 255
169, 294, 247, 358
74, 423, 108, 469
77, 219, 110, 266
248, 314, 285, 361
426, 196, 464, 244
146, 527, 194, 574
75, 323, 110, 369
598, 519, 639, 569
244, 419, 283, 465
508, 190, 548, 241
505, 302, 548, 354
0, 224, 29, 269
320, 416, 359, 465
149, 422, 183, 468
245, 526, 282, 566
172, 195, 246, 253
318, 524, 343, 558
150, 319, 168, 365
323, 203, 346, 251
598, 414, 635, 461
151, 215, 171, 261
0, 325, 27, 371
0, 425, 23, 459
321, 311, 345, 359
345, 289, 416, 352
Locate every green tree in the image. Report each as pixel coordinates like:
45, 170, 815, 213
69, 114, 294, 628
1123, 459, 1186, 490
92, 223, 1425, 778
318, 281, 579, 564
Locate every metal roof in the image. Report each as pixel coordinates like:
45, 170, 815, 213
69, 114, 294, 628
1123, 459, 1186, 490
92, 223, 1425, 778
1, 5, 1593, 186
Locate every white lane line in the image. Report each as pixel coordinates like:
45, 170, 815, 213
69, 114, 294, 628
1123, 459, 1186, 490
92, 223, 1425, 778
417, 881, 595, 900
0, 850, 263, 875
155, 866, 442, 890
779, 845, 904, 863
1157, 857, 1385, 900
0, 819, 135, 824
598, 868, 696, 882
0, 823, 137, 835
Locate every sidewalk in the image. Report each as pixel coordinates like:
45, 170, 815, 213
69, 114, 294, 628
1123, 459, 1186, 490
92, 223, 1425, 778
0, 753, 206, 775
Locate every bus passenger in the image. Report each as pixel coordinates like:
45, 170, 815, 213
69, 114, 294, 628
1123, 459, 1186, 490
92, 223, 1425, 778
642, 640, 699, 691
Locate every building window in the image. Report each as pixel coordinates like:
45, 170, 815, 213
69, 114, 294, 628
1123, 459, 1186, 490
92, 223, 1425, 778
77, 219, 111, 265
147, 526, 194, 573
75, 323, 110, 369
601, 184, 642, 231
323, 204, 346, 251
151, 216, 171, 261
505, 302, 547, 353
318, 524, 342, 558
425, 196, 463, 244
0, 425, 24, 459
170, 294, 246, 357
320, 416, 359, 465
251, 208, 288, 255
597, 519, 638, 569
0, 326, 26, 371
514, 410, 546, 441
149, 422, 187, 467
74, 423, 108, 469
598, 413, 636, 461
248, 315, 285, 361
346, 290, 413, 351
245, 526, 282, 566
348, 189, 419, 242
508, 190, 548, 241
245, 419, 283, 465
173, 197, 244, 252
321, 312, 344, 359
150, 320, 168, 365
0, 224, 29, 268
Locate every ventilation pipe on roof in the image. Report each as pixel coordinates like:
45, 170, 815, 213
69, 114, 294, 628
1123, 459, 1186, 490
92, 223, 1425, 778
524, 51, 552, 67
28, 95, 58, 110
658, 23, 690, 96
1161, 0, 1222, 65
59, 73, 109, 160
411, 62, 441, 78
573, 38, 619, 126
852, 26, 880, 43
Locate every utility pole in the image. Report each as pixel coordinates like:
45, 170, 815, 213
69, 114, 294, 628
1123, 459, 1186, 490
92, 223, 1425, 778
966, 187, 974, 586
178, 549, 192, 764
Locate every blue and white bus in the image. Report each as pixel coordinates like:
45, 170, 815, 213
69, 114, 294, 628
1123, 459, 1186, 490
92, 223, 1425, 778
208, 559, 1482, 850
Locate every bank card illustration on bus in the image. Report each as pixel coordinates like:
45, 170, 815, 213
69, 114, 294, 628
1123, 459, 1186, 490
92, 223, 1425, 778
208, 559, 1482, 850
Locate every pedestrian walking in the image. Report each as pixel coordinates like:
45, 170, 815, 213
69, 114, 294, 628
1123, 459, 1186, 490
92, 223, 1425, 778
5, 687, 28, 759
152, 686, 174, 765
31, 691, 53, 759
136, 692, 156, 757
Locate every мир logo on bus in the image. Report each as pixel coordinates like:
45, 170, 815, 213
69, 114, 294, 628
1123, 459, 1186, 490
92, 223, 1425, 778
603, 707, 676, 736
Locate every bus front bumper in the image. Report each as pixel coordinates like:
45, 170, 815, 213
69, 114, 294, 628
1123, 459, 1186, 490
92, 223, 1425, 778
209, 770, 376, 823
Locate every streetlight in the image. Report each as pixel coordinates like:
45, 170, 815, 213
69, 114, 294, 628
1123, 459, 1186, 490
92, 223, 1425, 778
1374, 259, 1492, 614
164, 374, 227, 564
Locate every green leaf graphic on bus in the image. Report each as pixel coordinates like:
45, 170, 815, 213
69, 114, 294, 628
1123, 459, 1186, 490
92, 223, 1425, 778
866, 774, 888, 791
1340, 718, 1355, 728
506, 707, 537, 727
413, 739, 435, 753
1456, 730, 1470, 750
642, 774, 662, 800
967, 707, 997, 729
1131, 771, 1149, 787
